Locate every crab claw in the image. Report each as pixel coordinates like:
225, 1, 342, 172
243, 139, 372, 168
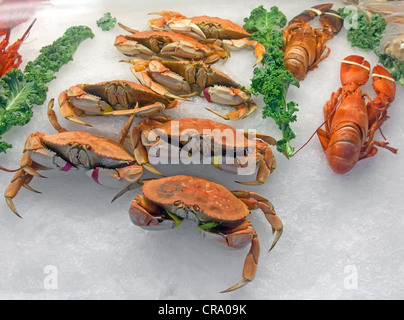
166, 19, 207, 41
114, 35, 155, 57
204, 86, 257, 120
160, 41, 205, 60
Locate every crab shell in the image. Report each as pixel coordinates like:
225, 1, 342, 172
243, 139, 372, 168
141, 175, 249, 223
141, 118, 250, 151
114, 30, 211, 58
188, 15, 251, 39
152, 60, 240, 94
28, 131, 138, 169
73, 80, 176, 111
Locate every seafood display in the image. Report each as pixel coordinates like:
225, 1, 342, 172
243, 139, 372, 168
129, 175, 283, 292
317, 55, 397, 174
58, 80, 178, 126
283, 3, 343, 81
127, 58, 258, 120
1, 1, 403, 297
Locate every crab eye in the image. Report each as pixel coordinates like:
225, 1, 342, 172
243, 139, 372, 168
174, 200, 183, 207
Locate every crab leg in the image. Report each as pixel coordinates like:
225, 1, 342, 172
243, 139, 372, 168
58, 91, 92, 127
232, 190, 283, 251
236, 146, 276, 185
199, 220, 260, 293
129, 65, 189, 100
204, 86, 258, 120
222, 38, 265, 66
3, 147, 50, 218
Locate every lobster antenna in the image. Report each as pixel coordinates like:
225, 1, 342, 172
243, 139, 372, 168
291, 118, 328, 157
292, 94, 342, 157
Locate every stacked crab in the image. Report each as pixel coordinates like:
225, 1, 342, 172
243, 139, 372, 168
2, 11, 283, 293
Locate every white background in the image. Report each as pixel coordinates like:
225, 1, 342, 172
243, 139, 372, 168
0, 0, 403, 299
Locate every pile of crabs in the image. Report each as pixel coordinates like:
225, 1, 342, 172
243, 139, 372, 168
1, 4, 398, 293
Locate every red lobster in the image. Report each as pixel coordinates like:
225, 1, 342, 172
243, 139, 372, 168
317, 55, 397, 174
283, 3, 343, 81
0, 19, 36, 77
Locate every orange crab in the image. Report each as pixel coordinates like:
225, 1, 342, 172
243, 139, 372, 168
134, 117, 276, 185
114, 24, 228, 65
126, 58, 258, 120
58, 80, 178, 127
1, 99, 159, 217
129, 175, 283, 292
148, 11, 265, 65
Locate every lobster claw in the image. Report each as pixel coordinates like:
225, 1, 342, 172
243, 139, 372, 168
371, 65, 396, 109
340, 55, 371, 87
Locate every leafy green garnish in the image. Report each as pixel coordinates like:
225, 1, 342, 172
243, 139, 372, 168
339, 7, 404, 86
244, 6, 299, 157
96, 12, 117, 31
0, 26, 94, 152
244, 5, 287, 35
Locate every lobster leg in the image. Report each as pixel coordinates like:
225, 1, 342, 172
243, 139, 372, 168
359, 114, 398, 160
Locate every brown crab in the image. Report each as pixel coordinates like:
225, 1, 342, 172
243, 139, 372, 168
126, 58, 257, 120
129, 175, 283, 292
133, 117, 276, 185
58, 80, 178, 127
148, 11, 265, 65
114, 24, 228, 64
1, 99, 158, 217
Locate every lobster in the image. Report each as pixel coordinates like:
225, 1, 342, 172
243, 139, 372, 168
0, 19, 36, 77
283, 3, 343, 81
317, 55, 397, 174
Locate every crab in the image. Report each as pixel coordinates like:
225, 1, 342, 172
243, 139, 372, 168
2, 99, 160, 217
58, 80, 178, 127
129, 175, 283, 292
126, 58, 257, 120
148, 11, 265, 65
134, 117, 276, 185
114, 24, 228, 65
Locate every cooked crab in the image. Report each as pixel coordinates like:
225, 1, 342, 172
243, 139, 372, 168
148, 11, 265, 65
58, 80, 178, 126
114, 24, 228, 64
126, 58, 257, 120
1, 99, 160, 217
134, 117, 276, 185
129, 175, 283, 292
